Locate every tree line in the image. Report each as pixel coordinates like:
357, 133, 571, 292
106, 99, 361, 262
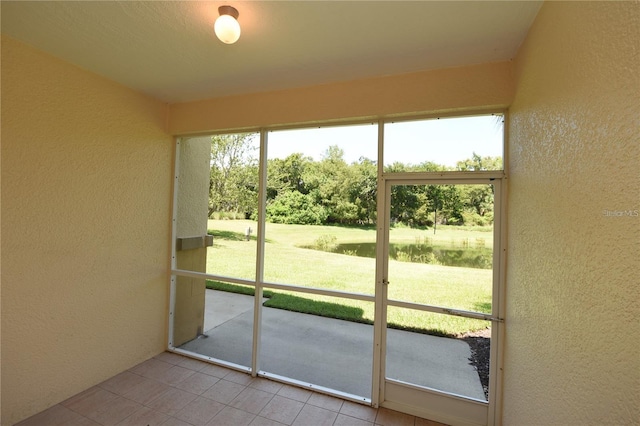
209, 134, 501, 227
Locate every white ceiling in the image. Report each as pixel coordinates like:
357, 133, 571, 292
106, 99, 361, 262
1, 1, 542, 104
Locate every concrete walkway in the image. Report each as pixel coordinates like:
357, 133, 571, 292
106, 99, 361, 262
180, 290, 485, 401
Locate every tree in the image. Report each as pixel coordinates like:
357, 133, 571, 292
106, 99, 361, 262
208, 142, 499, 227
456, 153, 502, 172
390, 185, 420, 225
414, 185, 463, 232
209, 133, 258, 217
303, 146, 359, 224
266, 153, 312, 201
456, 154, 500, 225
350, 157, 378, 224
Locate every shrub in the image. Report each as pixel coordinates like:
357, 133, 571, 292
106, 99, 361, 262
314, 234, 338, 252
395, 251, 412, 262
266, 191, 328, 225
418, 252, 441, 265
462, 211, 494, 226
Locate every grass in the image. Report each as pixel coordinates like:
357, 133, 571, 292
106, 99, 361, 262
205, 219, 493, 336
207, 280, 371, 324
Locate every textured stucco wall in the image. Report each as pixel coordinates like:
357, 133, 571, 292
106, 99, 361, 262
176, 137, 211, 238
169, 61, 514, 135
1, 36, 173, 425
505, 2, 639, 424
173, 137, 211, 346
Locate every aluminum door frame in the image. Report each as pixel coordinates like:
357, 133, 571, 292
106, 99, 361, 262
373, 174, 505, 426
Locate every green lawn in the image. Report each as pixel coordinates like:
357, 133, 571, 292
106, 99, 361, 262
206, 219, 492, 336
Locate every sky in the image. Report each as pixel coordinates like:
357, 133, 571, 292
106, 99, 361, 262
262, 114, 504, 167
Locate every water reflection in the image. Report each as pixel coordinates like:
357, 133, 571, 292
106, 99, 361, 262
331, 243, 492, 269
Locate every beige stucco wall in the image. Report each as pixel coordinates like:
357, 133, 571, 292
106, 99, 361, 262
1, 36, 173, 425
505, 2, 639, 424
173, 137, 211, 346
169, 61, 514, 135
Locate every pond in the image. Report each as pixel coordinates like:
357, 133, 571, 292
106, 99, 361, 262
331, 243, 492, 269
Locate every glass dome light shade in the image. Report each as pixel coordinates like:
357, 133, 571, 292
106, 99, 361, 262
215, 14, 241, 44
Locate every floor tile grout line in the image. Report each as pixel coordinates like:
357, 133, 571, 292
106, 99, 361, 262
17, 352, 441, 426
102, 371, 370, 426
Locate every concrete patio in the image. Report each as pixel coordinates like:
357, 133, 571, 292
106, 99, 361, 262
180, 290, 486, 401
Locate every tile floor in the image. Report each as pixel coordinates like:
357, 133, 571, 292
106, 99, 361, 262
16, 352, 448, 426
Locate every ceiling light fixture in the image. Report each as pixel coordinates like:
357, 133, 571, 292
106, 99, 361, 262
214, 5, 241, 44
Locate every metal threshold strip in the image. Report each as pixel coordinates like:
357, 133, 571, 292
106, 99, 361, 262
385, 377, 489, 405
258, 370, 372, 405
